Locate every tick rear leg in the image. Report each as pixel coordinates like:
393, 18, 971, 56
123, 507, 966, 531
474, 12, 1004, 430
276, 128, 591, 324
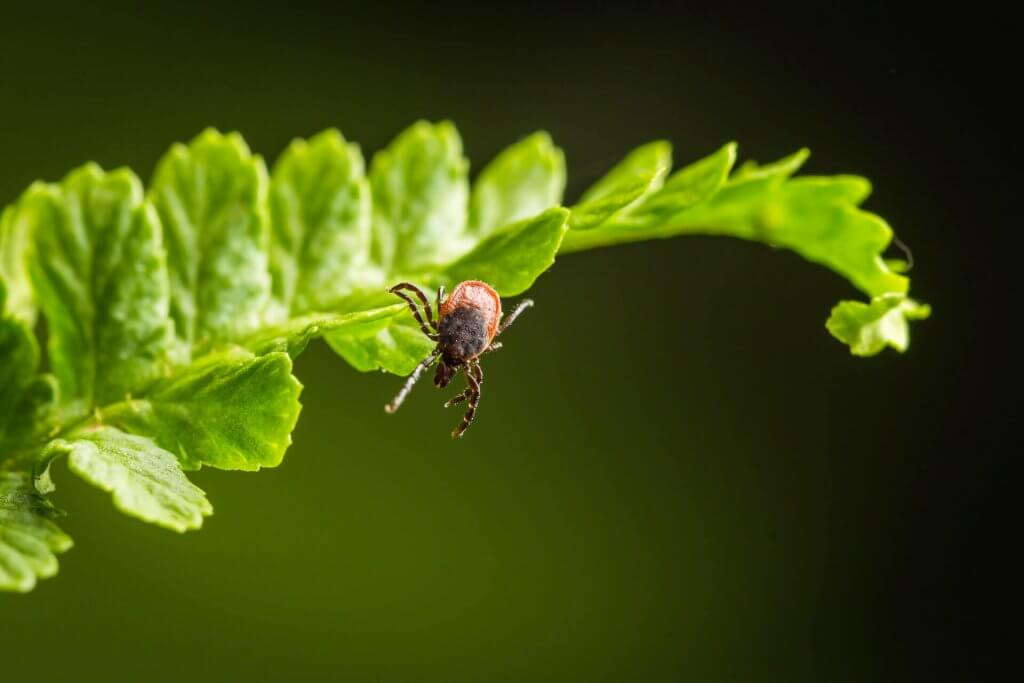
388, 282, 438, 339
444, 387, 471, 408
497, 299, 533, 336
451, 362, 483, 439
386, 349, 440, 414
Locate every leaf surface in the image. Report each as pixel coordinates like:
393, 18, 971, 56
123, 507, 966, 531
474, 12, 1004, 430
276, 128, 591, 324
150, 129, 271, 347
370, 121, 470, 272
0, 202, 37, 324
469, 132, 565, 236
104, 349, 302, 471
0, 471, 72, 593
826, 294, 931, 356
570, 140, 672, 230
446, 207, 569, 296
50, 426, 212, 532
24, 166, 174, 404
269, 129, 375, 316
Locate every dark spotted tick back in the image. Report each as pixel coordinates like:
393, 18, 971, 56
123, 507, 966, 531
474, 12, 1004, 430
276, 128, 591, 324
384, 280, 533, 439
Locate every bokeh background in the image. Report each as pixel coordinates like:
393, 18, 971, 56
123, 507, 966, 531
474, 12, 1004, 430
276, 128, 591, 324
1, 3, 1010, 681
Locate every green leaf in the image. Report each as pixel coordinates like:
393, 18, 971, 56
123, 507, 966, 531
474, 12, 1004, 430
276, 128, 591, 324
692, 174, 904, 297
49, 426, 211, 532
561, 142, 737, 251
0, 470, 72, 593
826, 294, 931, 356
324, 207, 568, 371
570, 141, 672, 230
729, 148, 810, 183
0, 377, 60, 465
239, 303, 407, 358
469, 132, 565, 236
1, 123, 931, 592
1, 305, 38, 439
445, 207, 570, 296
269, 129, 376, 316
561, 146, 908, 298
0, 286, 57, 461
23, 165, 175, 405
325, 311, 436, 376
637, 142, 737, 212
0, 200, 37, 325
103, 349, 303, 471
150, 128, 271, 348
369, 120, 470, 272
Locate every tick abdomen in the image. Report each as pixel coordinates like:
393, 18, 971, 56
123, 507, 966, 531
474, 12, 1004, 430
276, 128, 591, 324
439, 306, 490, 362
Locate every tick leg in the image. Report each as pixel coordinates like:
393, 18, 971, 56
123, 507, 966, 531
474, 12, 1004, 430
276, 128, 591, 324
388, 283, 438, 338
484, 341, 503, 354
496, 299, 533, 336
444, 387, 471, 408
451, 362, 483, 439
437, 285, 446, 310
389, 282, 436, 327
385, 349, 440, 414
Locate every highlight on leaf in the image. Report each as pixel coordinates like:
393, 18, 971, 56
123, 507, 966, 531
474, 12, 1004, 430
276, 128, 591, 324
0, 120, 928, 592
826, 294, 931, 356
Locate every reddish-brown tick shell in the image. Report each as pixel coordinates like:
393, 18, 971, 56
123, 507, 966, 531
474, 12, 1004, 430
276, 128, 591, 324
440, 280, 503, 345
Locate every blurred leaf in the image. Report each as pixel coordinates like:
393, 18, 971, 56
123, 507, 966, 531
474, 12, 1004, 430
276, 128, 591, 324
0, 470, 72, 593
469, 132, 565, 236
24, 166, 175, 405
269, 129, 376, 316
0, 298, 37, 440
370, 120, 470, 272
150, 129, 271, 348
636, 142, 737, 213
570, 141, 672, 230
729, 148, 810, 183
0, 201, 37, 324
827, 294, 931, 356
0, 376, 60, 464
103, 348, 302, 471
49, 426, 211, 532
0, 292, 59, 463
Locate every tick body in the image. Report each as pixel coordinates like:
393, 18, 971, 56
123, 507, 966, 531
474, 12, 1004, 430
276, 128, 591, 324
384, 280, 533, 439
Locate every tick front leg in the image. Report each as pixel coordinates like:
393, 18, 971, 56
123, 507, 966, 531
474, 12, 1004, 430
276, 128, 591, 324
385, 349, 440, 414
451, 362, 483, 439
388, 282, 438, 339
496, 299, 533, 336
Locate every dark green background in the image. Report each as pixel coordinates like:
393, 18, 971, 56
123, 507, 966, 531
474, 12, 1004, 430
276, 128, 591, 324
1, 4, 1009, 681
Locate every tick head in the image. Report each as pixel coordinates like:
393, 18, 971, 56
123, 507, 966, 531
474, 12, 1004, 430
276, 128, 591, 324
434, 358, 458, 388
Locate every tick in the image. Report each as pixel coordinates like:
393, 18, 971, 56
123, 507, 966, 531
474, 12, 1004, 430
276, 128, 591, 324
384, 280, 533, 439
